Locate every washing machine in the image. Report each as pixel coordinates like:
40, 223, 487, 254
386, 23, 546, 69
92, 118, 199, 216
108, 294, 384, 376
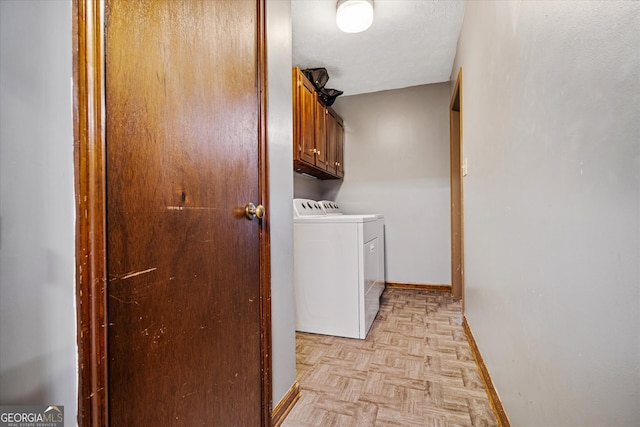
293, 198, 385, 339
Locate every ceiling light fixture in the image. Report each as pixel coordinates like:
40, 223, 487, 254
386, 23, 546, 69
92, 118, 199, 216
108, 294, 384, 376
336, 0, 374, 34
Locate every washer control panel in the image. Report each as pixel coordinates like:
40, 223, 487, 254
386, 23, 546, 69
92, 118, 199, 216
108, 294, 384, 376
293, 199, 326, 218
319, 200, 342, 215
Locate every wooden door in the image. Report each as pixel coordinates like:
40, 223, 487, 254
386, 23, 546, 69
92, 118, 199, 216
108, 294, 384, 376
104, 1, 268, 425
450, 69, 464, 302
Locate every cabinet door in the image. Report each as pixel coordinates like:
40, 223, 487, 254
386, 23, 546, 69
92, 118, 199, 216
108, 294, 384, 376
336, 117, 345, 177
325, 108, 338, 176
294, 68, 316, 165
314, 104, 328, 170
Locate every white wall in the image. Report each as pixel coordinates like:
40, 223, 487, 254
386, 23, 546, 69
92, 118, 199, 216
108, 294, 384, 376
0, 0, 77, 420
266, 0, 298, 406
324, 84, 452, 285
452, 1, 640, 425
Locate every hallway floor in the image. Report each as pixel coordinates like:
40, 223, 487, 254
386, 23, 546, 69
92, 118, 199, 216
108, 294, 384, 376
281, 288, 498, 426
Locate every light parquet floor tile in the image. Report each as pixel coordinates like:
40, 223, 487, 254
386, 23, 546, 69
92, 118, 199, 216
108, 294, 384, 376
281, 289, 498, 427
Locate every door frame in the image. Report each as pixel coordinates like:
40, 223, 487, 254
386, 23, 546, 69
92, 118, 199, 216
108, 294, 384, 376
450, 68, 465, 305
72, 1, 272, 425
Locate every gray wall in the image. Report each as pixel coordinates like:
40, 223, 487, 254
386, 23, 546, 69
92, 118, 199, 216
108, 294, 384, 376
452, 1, 640, 425
266, 0, 297, 406
293, 173, 327, 201
0, 0, 77, 419
324, 84, 452, 285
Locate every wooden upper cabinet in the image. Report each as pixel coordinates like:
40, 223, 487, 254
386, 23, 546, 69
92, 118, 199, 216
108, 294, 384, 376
335, 115, 345, 178
293, 67, 316, 166
292, 67, 344, 180
314, 103, 328, 170
325, 108, 338, 176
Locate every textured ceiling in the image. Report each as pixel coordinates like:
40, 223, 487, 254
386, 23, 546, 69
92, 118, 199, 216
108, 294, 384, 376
292, 0, 467, 96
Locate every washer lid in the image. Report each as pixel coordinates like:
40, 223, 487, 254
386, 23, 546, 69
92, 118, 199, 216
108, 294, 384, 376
319, 200, 384, 219
294, 213, 379, 223
295, 198, 384, 221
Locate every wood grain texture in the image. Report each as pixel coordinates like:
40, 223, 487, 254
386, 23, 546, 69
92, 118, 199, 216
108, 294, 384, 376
75, 1, 271, 425
386, 282, 452, 293
272, 382, 302, 427
335, 116, 345, 178
385, 282, 451, 294
324, 108, 337, 176
104, 0, 267, 425
72, 1, 108, 425
256, 0, 272, 423
292, 67, 344, 180
463, 317, 512, 427
282, 289, 497, 426
450, 68, 465, 302
293, 68, 317, 166
314, 104, 328, 170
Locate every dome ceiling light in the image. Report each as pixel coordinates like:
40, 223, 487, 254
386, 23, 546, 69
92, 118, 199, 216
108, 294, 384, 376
336, 0, 374, 34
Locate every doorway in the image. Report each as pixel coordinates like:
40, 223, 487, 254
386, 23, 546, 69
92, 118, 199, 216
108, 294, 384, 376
450, 68, 464, 304
73, 0, 271, 425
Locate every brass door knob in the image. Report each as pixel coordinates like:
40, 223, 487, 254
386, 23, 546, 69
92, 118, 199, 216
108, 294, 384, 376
245, 203, 265, 220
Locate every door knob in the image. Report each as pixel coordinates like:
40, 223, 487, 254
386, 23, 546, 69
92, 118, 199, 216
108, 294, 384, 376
245, 203, 265, 220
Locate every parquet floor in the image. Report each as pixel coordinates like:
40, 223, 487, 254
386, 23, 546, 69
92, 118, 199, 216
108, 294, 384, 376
281, 288, 498, 427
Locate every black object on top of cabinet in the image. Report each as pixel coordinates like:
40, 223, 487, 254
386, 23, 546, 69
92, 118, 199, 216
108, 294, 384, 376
302, 67, 343, 106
